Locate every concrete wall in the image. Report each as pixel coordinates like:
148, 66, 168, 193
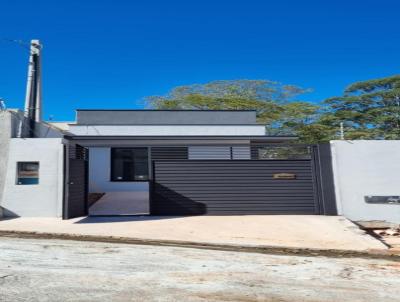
1, 138, 64, 217
68, 125, 266, 136
77, 110, 257, 125
331, 140, 400, 223
35, 121, 64, 138
0, 111, 11, 218
0, 110, 25, 217
88, 147, 149, 193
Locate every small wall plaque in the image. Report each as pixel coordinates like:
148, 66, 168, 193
365, 196, 400, 205
273, 173, 296, 180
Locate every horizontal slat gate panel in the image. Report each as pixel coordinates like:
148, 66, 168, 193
152, 160, 318, 215
188, 146, 231, 159
151, 147, 188, 160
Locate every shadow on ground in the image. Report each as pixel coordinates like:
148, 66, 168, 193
74, 215, 190, 224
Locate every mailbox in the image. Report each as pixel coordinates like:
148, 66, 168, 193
273, 173, 296, 180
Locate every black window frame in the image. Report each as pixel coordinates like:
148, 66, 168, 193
110, 147, 149, 182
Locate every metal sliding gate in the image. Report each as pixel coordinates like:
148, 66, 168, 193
150, 144, 337, 215
63, 144, 89, 219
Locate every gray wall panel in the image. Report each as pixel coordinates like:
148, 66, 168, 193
77, 110, 257, 125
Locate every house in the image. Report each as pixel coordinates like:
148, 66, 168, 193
2, 40, 397, 223
0, 108, 338, 219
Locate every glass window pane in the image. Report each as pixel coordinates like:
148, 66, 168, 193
111, 148, 149, 181
17, 162, 39, 185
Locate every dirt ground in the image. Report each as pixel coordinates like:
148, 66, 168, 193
0, 237, 399, 302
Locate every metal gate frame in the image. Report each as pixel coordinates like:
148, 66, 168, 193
310, 144, 338, 215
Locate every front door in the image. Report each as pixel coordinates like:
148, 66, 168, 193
63, 144, 89, 219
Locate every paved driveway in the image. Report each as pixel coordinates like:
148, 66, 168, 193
0, 237, 399, 302
0, 215, 385, 251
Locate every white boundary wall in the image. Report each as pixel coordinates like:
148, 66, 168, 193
1, 138, 64, 217
331, 140, 400, 223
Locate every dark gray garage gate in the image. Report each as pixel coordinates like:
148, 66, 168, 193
150, 145, 337, 215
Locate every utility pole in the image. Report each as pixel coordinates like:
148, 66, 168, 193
395, 95, 400, 134
20, 39, 42, 138
0, 98, 6, 111
340, 122, 345, 140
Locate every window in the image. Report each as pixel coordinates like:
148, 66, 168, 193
111, 148, 149, 181
17, 162, 39, 185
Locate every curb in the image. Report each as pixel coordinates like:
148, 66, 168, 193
0, 230, 399, 261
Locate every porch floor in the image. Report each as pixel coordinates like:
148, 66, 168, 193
88, 191, 149, 216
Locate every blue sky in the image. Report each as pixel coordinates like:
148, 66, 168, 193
1, 0, 399, 121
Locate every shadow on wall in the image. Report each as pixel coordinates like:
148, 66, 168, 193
0, 207, 20, 219
151, 183, 207, 215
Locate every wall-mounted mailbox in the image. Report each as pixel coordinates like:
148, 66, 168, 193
365, 196, 400, 205
273, 173, 296, 180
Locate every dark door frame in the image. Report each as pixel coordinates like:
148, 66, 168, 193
63, 143, 89, 219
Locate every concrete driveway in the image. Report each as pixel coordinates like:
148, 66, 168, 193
0, 215, 386, 252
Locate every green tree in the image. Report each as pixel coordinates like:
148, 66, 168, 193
322, 75, 400, 139
146, 80, 322, 142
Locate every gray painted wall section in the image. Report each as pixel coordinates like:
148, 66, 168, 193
35, 121, 64, 138
331, 140, 400, 223
76, 110, 257, 125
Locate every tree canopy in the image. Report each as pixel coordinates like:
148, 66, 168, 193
145, 76, 400, 142
146, 80, 321, 141
323, 75, 400, 139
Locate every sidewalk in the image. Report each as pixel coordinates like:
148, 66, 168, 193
0, 215, 388, 257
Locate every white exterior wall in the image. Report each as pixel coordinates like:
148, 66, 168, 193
88, 147, 149, 193
68, 125, 265, 136
331, 140, 400, 223
1, 138, 64, 217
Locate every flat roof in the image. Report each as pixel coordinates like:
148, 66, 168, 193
76, 110, 258, 125
65, 135, 298, 140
